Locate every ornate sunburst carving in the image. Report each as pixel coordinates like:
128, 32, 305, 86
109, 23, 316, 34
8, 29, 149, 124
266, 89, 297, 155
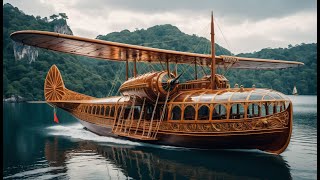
44, 65, 66, 101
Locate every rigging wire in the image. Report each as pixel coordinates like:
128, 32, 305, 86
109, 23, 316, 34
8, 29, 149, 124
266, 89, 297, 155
214, 18, 233, 54
107, 63, 125, 96
178, 23, 211, 80
122, 20, 213, 82
174, 17, 234, 82
106, 15, 236, 93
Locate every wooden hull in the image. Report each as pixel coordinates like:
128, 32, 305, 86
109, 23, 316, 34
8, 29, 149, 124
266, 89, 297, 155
69, 107, 292, 154
76, 118, 116, 137
155, 128, 291, 153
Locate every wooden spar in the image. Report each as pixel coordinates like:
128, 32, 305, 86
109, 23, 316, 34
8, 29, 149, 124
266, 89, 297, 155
195, 60, 198, 80
126, 60, 129, 80
126, 49, 129, 80
175, 60, 178, 76
210, 12, 216, 90
133, 57, 137, 77
166, 59, 170, 76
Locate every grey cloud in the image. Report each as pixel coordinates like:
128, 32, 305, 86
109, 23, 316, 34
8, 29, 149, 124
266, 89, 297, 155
70, 0, 316, 21
3, 0, 56, 17
3, 0, 316, 54
4, 0, 316, 22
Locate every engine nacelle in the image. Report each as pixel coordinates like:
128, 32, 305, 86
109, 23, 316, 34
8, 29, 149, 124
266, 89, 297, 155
119, 71, 178, 102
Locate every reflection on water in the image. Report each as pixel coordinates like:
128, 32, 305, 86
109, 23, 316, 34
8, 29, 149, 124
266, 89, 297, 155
3, 95, 317, 179
8, 137, 291, 180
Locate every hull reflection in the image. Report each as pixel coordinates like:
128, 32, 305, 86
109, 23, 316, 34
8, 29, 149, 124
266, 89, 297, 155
45, 138, 292, 179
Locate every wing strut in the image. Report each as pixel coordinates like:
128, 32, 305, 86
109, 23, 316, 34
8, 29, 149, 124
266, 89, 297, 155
125, 49, 129, 80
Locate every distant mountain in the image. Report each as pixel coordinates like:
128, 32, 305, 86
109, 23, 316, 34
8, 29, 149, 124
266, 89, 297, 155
2, 3, 317, 101
97, 24, 231, 55
229, 43, 317, 95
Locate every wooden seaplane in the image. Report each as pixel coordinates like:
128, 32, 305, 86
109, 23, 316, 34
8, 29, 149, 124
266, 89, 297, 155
11, 14, 304, 154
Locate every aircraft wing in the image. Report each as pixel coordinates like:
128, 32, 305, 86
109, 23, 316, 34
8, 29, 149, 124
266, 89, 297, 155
10, 30, 304, 69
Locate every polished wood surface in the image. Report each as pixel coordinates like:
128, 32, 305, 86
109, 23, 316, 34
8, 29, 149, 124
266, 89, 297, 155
10, 30, 304, 69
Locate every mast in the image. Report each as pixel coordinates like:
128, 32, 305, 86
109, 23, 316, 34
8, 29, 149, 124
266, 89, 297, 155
210, 12, 216, 90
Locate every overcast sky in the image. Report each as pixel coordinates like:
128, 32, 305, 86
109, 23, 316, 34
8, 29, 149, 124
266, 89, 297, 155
4, 0, 317, 54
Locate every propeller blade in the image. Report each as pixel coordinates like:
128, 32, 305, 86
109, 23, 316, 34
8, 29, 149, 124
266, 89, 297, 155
170, 72, 183, 86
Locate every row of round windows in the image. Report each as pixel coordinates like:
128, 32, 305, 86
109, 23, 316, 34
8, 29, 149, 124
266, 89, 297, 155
80, 105, 116, 117
170, 102, 288, 121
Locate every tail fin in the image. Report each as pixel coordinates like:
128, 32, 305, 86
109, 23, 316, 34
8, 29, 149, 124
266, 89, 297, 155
44, 65, 93, 102
44, 65, 66, 101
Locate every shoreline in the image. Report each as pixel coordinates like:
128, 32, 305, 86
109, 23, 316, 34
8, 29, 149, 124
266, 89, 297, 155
26, 101, 47, 103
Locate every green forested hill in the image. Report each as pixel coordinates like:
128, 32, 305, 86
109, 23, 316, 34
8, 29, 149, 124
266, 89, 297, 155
97, 24, 231, 55
3, 3, 110, 100
3, 3, 317, 101
229, 44, 317, 95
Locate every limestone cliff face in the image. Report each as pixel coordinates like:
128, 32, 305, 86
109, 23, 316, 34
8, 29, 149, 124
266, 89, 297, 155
53, 21, 73, 35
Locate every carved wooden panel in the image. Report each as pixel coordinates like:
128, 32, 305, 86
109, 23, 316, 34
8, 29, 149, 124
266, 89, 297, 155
159, 111, 289, 133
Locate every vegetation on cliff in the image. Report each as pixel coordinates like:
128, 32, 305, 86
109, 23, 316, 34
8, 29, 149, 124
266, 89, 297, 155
3, 3, 317, 101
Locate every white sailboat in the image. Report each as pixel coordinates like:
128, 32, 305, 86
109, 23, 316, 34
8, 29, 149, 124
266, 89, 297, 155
292, 85, 298, 95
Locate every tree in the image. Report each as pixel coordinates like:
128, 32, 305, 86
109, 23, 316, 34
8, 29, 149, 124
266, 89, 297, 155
49, 14, 58, 20
58, 13, 68, 20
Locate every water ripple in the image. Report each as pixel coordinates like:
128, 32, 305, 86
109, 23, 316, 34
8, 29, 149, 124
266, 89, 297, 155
46, 123, 141, 146
3, 167, 65, 179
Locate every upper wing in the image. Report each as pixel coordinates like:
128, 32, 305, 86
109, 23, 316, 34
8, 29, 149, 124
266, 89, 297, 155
10, 30, 304, 69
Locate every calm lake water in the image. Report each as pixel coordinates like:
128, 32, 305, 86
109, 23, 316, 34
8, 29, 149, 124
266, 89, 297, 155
3, 95, 317, 180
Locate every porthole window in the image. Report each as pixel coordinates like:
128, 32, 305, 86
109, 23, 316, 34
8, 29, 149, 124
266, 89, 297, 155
105, 106, 110, 116
229, 103, 244, 119
88, 106, 92, 114
198, 105, 209, 120
92, 106, 96, 114
171, 106, 181, 120
101, 106, 105, 116
184, 105, 195, 120
247, 103, 259, 118
110, 106, 115, 117
96, 106, 101, 115
212, 104, 227, 120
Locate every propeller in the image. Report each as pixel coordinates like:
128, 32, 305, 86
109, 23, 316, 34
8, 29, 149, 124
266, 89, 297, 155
169, 72, 183, 86
161, 72, 183, 92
